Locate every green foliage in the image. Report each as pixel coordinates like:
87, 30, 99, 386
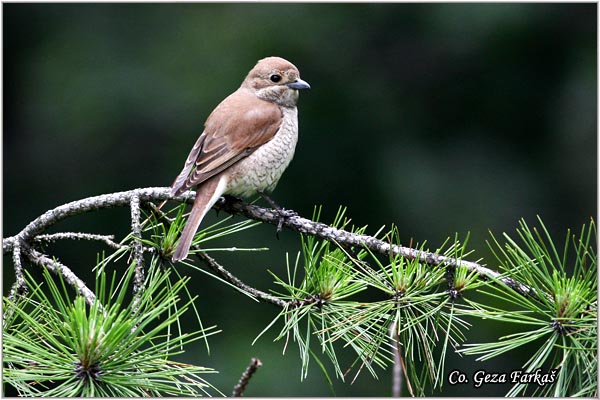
141, 205, 264, 261
3, 198, 597, 396
252, 210, 596, 396
257, 207, 475, 395
3, 259, 221, 396
459, 217, 597, 396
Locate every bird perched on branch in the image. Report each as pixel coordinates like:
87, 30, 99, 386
170, 56, 310, 262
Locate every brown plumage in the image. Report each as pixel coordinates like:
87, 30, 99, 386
171, 57, 310, 261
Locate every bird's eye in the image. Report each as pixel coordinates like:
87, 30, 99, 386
269, 74, 282, 83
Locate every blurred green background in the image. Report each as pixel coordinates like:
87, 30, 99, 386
3, 3, 597, 396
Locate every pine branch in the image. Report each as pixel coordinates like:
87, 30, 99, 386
2, 186, 541, 303
214, 195, 539, 299
3, 186, 593, 396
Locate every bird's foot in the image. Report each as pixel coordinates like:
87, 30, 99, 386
216, 194, 243, 214
257, 191, 298, 237
274, 208, 298, 236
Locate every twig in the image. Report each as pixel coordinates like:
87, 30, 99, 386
35, 232, 122, 249
196, 251, 287, 308
5, 242, 28, 321
130, 191, 145, 311
10, 241, 26, 296
391, 321, 403, 397
232, 357, 263, 397
22, 242, 97, 306
142, 201, 174, 224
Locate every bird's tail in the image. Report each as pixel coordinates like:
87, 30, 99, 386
172, 177, 225, 262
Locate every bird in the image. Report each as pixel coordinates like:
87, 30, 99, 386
170, 56, 310, 262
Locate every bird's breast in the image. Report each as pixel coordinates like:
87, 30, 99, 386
225, 107, 299, 197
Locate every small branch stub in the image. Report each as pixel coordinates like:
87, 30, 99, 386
232, 357, 263, 397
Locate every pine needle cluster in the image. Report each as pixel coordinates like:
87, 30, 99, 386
3, 255, 221, 396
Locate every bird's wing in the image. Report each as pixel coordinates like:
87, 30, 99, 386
171, 90, 282, 196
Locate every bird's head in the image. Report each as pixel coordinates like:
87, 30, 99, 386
242, 56, 310, 107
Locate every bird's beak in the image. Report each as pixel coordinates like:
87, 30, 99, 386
287, 79, 310, 90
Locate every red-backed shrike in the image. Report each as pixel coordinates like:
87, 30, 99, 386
171, 57, 310, 261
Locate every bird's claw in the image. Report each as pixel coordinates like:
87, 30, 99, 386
274, 208, 298, 237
